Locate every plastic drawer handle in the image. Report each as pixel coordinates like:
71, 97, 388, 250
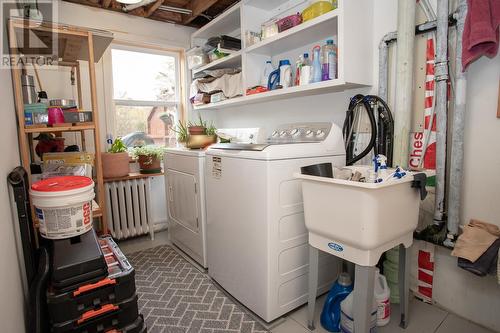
73, 278, 117, 296
77, 304, 119, 324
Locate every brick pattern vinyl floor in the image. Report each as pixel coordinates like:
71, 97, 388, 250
128, 245, 269, 333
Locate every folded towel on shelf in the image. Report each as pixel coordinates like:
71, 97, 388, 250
452, 219, 499, 262
457, 238, 500, 276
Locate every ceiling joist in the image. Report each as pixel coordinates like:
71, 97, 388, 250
62, 0, 235, 27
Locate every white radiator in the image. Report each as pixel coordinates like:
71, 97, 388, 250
105, 178, 154, 240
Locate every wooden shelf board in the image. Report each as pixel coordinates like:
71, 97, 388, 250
92, 200, 102, 218
192, 51, 242, 75
103, 171, 164, 183
10, 18, 113, 63
24, 123, 95, 133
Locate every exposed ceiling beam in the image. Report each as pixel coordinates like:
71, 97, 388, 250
182, 0, 219, 24
146, 0, 164, 17
102, 0, 112, 9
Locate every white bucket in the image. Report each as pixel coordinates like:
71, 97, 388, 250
30, 176, 95, 239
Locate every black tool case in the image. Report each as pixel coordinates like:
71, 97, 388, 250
50, 294, 139, 333
47, 235, 136, 323
50, 229, 107, 292
107, 315, 146, 333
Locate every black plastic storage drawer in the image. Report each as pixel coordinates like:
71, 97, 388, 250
50, 294, 139, 333
47, 269, 135, 323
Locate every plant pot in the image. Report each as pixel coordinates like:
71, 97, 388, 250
137, 154, 162, 174
186, 135, 217, 149
188, 126, 206, 135
101, 152, 130, 179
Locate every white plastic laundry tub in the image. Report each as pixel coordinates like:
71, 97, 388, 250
30, 176, 95, 239
296, 166, 421, 266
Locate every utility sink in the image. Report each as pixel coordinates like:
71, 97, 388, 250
295, 166, 424, 266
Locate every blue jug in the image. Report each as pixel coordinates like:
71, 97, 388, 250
267, 59, 290, 90
320, 272, 353, 332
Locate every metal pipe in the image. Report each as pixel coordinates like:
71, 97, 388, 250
378, 31, 397, 103
159, 5, 192, 15
446, 0, 468, 238
433, 0, 449, 224
393, 0, 416, 168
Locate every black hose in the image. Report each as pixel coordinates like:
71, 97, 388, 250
343, 95, 377, 165
343, 95, 394, 166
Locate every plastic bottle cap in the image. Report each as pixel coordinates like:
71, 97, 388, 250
280, 59, 291, 66
337, 272, 352, 287
327, 39, 334, 44
303, 53, 309, 58
266, 60, 272, 63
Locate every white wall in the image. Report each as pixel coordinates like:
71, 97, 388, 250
204, 0, 500, 330
0, 67, 27, 332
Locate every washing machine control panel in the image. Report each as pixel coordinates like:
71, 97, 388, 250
267, 122, 332, 144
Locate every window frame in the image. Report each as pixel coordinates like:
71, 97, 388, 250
106, 41, 186, 143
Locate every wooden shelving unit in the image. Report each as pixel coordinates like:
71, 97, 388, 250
8, 18, 113, 235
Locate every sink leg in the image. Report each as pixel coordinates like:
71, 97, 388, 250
354, 265, 376, 333
399, 244, 411, 329
308, 245, 319, 330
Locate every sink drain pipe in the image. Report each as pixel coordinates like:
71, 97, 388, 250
433, 0, 449, 226
446, 0, 468, 243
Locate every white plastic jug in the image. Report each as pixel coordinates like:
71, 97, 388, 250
375, 269, 391, 326
340, 291, 377, 333
279, 63, 292, 88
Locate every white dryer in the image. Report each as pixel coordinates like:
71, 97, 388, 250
165, 148, 208, 268
205, 122, 346, 322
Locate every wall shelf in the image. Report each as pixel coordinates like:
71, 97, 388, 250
192, 51, 242, 75
244, 9, 339, 56
190, 0, 373, 111
194, 79, 367, 110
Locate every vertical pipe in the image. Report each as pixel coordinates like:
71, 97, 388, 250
447, 0, 468, 236
393, 0, 416, 168
433, 0, 449, 224
378, 32, 398, 103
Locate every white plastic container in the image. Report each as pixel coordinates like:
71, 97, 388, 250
340, 291, 377, 333
375, 269, 391, 326
279, 63, 292, 88
296, 165, 421, 266
30, 176, 95, 239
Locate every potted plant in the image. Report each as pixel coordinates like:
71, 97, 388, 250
188, 114, 207, 135
101, 138, 130, 179
130, 145, 165, 174
172, 121, 189, 145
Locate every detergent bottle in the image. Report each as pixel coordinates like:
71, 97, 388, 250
320, 272, 353, 332
268, 59, 289, 90
374, 269, 391, 326
340, 290, 377, 333
300, 53, 312, 86
311, 45, 322, 83
261, 60, 274, 87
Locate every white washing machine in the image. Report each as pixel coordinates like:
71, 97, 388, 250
165, 148, 208, 268
205, 122, 346, 322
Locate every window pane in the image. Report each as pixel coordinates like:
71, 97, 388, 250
112, 49, 177, 102
115, 105, 179, 147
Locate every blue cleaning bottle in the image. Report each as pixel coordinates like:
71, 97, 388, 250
311, 45, 322, 83
320, 272, 353, 332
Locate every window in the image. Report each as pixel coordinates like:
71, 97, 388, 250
111, 46, 181, 147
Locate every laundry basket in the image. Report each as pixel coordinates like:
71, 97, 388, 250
295, 166, 425, 266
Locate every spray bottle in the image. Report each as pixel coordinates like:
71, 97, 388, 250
311, 45, 322, 83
